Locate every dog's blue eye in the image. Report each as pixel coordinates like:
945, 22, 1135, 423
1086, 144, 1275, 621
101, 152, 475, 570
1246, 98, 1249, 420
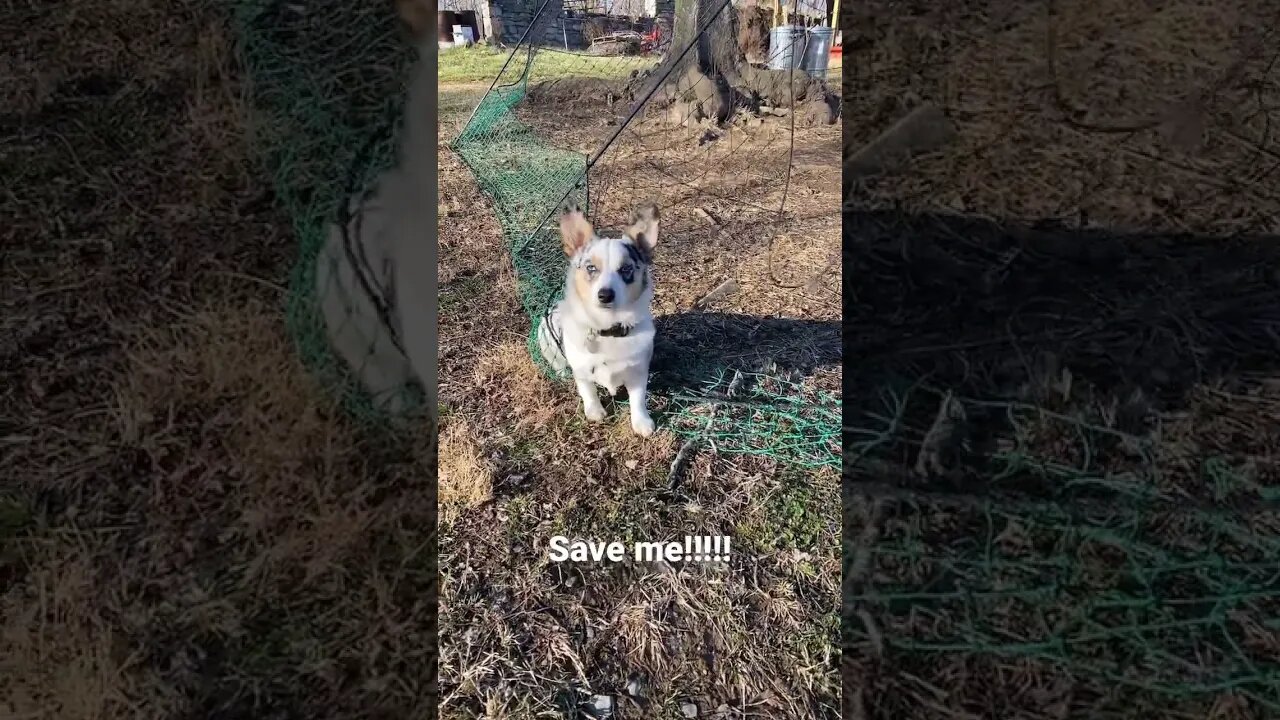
585, 264, 597, 275
619, 265, 634, 283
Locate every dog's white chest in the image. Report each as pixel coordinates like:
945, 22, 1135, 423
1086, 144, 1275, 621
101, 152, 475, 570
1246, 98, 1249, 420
587, 353, 631, 392
564, 326, 653, 393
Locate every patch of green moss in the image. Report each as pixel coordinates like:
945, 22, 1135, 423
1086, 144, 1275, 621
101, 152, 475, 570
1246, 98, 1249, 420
736, 473, 836, 553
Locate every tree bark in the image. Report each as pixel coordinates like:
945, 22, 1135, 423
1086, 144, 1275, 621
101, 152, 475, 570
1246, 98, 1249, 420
628, 0, 734, 124
631, 0, 838, 127
629, 0, 839, 126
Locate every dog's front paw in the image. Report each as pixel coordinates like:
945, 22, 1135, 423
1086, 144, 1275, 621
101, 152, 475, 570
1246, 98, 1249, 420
584, 403, 607, 422
631, 413, 656, 437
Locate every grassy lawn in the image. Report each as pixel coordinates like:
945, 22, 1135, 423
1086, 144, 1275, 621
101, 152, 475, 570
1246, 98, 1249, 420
439, 45, 657, 85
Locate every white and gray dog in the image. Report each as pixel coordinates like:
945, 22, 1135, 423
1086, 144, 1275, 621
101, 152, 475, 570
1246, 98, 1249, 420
538, 202, 661, 437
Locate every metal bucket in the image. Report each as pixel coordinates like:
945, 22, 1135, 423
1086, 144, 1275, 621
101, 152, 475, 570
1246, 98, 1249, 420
767, 25, 807, 71
802, 27, 835, 79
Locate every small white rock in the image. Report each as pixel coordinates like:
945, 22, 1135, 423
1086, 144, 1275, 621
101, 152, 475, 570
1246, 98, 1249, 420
625, 677, 644, 698
591, 694, 614, 716
681, 701, 699, 718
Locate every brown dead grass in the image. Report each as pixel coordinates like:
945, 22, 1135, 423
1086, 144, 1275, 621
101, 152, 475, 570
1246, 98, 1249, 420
4, 293, 436, 718
845, 2, 1280, 707
440, 417, 493, 521
1, 538, 133, 720
438, 69, 840, 715
3, 291, 438, 717
526, 108, 843, 320
1, 2, 435, 717
846, 0, 1280, 234
471, 341, 568, 430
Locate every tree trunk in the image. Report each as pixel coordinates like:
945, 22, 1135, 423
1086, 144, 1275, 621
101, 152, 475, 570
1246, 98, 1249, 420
691, 0, 739, 123
628, 0, 735, 124
631, 0, 838, 127
669, 0, 699, 50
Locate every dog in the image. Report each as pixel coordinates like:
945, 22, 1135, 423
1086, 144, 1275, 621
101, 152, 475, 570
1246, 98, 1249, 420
537, 203, 661, 437
316, 0, 437, 421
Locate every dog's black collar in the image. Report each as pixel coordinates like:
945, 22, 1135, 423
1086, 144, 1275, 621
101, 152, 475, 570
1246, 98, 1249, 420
595, 324, 632, 338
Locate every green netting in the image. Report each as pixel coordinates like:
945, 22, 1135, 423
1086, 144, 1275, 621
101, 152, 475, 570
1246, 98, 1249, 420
451, 9, 840, 470
232, 0, 425, 424
846, 211, 1280, 709
849, 396, 1280, 709
452, 64, 587, 349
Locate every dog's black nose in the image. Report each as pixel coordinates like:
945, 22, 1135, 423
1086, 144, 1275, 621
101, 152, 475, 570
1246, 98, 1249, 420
597, 288, 615, 304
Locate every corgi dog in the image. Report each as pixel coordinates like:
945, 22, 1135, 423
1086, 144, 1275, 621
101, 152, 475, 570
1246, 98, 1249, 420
316, 0, 437, 421
537, 203, 660, 437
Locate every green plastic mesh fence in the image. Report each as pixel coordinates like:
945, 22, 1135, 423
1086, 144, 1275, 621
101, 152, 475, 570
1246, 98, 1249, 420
232, 0, 425, 424
850, 399, 1280, 708
845, 214, 1280, 711
452, 0, 842, 469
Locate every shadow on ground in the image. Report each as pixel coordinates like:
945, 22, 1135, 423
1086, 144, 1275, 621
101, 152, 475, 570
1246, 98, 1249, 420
842, 208, 1280, 718
845, 209, 1280, 500
650, 311, 840, 393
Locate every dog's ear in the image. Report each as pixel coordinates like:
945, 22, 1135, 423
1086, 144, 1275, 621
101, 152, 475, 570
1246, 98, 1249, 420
626, 203, 660, 254
559, 203, 594, 256
395, 0, 433, 39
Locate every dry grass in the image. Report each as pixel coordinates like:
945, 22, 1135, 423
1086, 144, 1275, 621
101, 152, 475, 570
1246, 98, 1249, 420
846, 0, 1280, 234
440, 417, 493, 522
438, 58, 841, 714
845, 208, 1280, 715
520, 96, 843, 321
2, 1, 435, 717
845, 2, 1280, 714
4, 292, 437, 717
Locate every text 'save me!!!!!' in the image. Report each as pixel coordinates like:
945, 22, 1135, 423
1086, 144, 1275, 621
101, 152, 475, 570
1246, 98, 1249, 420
548, 535, 731, 563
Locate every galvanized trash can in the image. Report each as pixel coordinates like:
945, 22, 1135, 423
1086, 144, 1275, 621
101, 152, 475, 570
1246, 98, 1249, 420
767, 25, 807, 71
802, 26, 835, 79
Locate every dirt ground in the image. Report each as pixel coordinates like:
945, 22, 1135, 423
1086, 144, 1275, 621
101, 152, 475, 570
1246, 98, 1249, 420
437, 67, 842, 716
846, 0, 1280, 234
2, 2, 436, 718
0, 1, 842, 717
845, 1, 1280, 717
517, 77, 843, 394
